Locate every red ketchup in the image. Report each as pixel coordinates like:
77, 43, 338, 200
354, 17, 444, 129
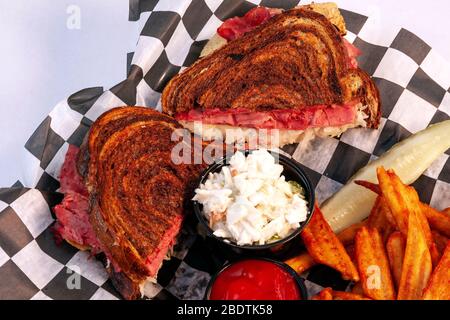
209, 260, 302, 300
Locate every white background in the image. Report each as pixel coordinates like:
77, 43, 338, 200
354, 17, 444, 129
1, 0, 449, 186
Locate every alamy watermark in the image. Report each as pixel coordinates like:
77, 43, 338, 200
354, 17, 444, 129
66, 5, 81, 30
66, 265, 82, 290
366, 265, 382, 290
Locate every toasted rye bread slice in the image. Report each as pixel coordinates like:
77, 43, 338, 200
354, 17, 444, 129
88, 114, 184, 283
201, 3, 347, 57
83, 107, 210, 291
83, 106, 179, 193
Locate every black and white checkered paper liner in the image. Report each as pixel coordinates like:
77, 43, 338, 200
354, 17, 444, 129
1, 0, 450, 300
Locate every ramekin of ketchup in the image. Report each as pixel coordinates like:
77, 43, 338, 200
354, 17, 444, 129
206, 259, 307, 300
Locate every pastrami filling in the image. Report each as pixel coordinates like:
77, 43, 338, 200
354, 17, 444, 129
176, 103, 359, 130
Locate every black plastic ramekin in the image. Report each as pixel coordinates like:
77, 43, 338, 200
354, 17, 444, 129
192, 149, 315, 258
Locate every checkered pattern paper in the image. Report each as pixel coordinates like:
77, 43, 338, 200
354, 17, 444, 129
1, 0, 450, 300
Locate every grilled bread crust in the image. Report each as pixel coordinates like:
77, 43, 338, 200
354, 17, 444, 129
161, 8, 380, 128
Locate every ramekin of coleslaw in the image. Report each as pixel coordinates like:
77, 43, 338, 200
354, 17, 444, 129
192, 149, 315, 253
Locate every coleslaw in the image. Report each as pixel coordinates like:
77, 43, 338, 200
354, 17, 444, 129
193, 149, 308, 246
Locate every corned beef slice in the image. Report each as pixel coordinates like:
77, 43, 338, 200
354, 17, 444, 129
53, 145, 100, 251
144, 215, 182, 277
59, 144, 88, 197
53, 193, 100, 250
217, 7, 282, 41
175, 103, 358, 130
343, 38, 361, 69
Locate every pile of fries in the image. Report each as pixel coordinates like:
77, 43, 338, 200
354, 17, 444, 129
286, 167, 450, 300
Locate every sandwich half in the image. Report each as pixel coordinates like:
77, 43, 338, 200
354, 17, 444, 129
53, 107, 211, 299
162, 3, 381, 147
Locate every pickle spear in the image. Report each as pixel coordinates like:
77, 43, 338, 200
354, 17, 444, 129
322, 120, 450, 233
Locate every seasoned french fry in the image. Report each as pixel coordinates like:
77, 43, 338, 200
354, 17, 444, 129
379, 196, 397, 230
285, 252, 316, 275
346, 245, 358, 273
377, 168, 409, 232
355, 180, 381, 194
432, 231, 449, 258
354, 227, 396, 300
355, 181, 399, 229
337, 221, 367, 246
422, 205, 450, 238
386, 231, 406, 289
377, 168, 440, 265
332, 291, 371, 300
302, 204, 359, 282
368, 196, 395, 243
398, 209, 432, 300
357, 178, 450, 239
286, 221, 366, 274
367, 196, 383, 225
423, 243, 450, 300
312, 288, 333, 300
